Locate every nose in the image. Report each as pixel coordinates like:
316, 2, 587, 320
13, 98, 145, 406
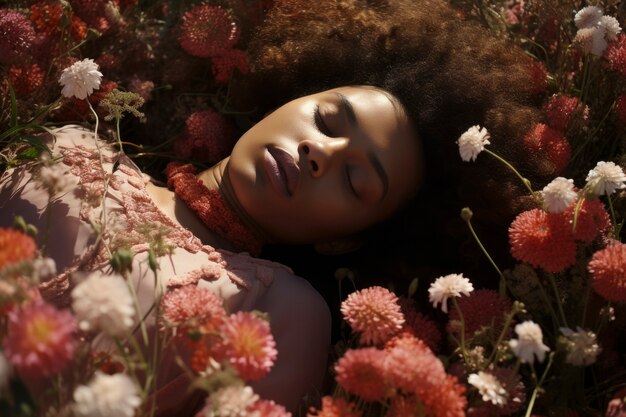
298, 137, 349, 178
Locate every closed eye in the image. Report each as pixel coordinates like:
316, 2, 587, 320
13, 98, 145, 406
313, 105, 333, 137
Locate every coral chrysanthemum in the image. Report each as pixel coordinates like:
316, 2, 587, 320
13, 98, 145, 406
335, 348, 390, 401
3, 302, 76, 380
0, 10, 36, 65
307, 396, 362, 417
340, 286, 405, 345
0, 228, 37, 269
523, 123, 572, 175
543, 94, 589, 132
563, 198, 610, 243
248, 399, 291, 417
215, 311, 277, 381
447, 289, 512, 340
421, 374, 467, 417
179, 5, 239, 58
589, 242, 626, 303
161, 285, 226, 335
174, 110, 237, 164
509, 208, 577, 273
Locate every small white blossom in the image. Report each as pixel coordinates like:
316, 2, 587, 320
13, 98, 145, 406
585, 161, 626, 196
599, 15, 622, 41
73, 372, 141, 417
0, 352, 12, 391
59, 58, 103, 99
574, 6, 603, 29
71, 272, 135, 337
428, 273, 474, 313
575, 26, 608, 56
508, 321, 550, 364
560, 327, 601, 366
457, 125, 491, 162
541, 177, 578, 213
468, 371, 508, 406
197, 385, 259, 417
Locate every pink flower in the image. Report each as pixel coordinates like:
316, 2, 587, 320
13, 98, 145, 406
174, 110, 236, 164
179, 5, 239, 58
215, 311, 277, 381
563, 198, 611, 243
509, 208, 577, 272
335, 348, 391, 401
422, 375, 467, 417
161, 285, 226, 336
307, 396, 361, 417
604, 34, 626, 78
248, 399, 292, 417
0, 10, 36, 65
340, 286, 405, 345
447, 289, 512, 340
523, 123, 572, 175
589, 242, 626, 303
543, 94, 589, 132
3, 302, 76, 380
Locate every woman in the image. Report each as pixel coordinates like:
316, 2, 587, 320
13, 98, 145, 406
0, 0, 551, 414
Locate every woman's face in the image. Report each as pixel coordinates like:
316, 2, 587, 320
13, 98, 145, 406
227, 86, 423, 244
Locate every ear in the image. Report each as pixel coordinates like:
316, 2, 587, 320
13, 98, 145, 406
313, 236, 363, 255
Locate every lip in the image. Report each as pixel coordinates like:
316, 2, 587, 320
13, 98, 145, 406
263, 146, 300, 197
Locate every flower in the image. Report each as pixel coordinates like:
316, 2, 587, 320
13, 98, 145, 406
541, 177, 578, 213
307, 396, 362, 417
196, 385, 259, 417
456, 125, 490, 162
588, 242, 626, 303
0, 10, 36, 65
508, 321, 550, 364
564, 198, 610, 243
214, 311, 278, 381
3, 301, 76, 380
523, 123, 571, 175
468, 371, 507, 406
0, 352, 12, 391
30, 1, 64, 35
0, 228, 37, 269
7, 63, 44, 96
468, 367, 526, 416
605, 34, 626, 78
428, 273, 474, 313
575, 26, 608, 56
527, 59, 548, 95
509, 208, 577, 273
447, 289, 512, 340
179, 5, 239, 58
174, 110, 237, 164
560, 327, 601, 366
161, 285, 226, 336
71, 272, 135, 337
421, 375, 467, 417
574, 6, 603, 29
340, 286, 405, 345
73, 372, 141, 417
400, 301, 441, 352
600, 15, 622, 41
543, 94, 589, 132
334, 348, 390, 401
58, 58, 103, 99
211, 48, 249, 83
248, 399, 292, 417
585, 161, 626, 196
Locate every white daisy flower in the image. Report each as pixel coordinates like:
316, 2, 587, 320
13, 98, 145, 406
508, 321, 550, 364
560, 327, 601, 366
59, 58, 103, 100
197, 385, 259, 417
468, 371, 508, 406
73, 372, 141, 417
575, 26, 608, 56
457, 125, 491, 162
574, 6, 603, 29
599, 15, 622, 41
541, 177, 578, 213
71, 272, 135, 337
585, 161, 626, 196
428, 273, 474, 313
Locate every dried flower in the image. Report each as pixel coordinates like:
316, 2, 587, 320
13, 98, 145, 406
523, 123, 571, 175
509, 208, 577, 273
574, 6, 603, 29
428, 273, 474, 313
0, 228, 37, 269
334, 348, 390, 401
457, 125, 490, 162
468, 371, 507, 406
99, 89, 146, 122
197, 385, 259, 417
73, 372, 141, 417
541, 177, 578, 213
3, 301, 76, 380
71, 272, 135, 336
508, 321, 550, 364
340, 286, 404, 345
214, 311, 277, 381
307, 396, 362, 417
0, 10, 36, 65
59, 58, 103, 100
179, 5, 239, 58
560, 327, 601, 366
589, 242, 626, 303
585, 161, 626, 196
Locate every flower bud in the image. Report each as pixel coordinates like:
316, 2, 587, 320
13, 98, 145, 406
110, 248, 134, 275
460, 207, 473, 222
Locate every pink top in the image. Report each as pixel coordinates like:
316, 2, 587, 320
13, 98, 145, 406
0, 125, 331, 415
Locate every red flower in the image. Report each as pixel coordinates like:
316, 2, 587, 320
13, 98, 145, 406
399, 298, 441, 352
527, 59, 548, 96
211, 49, 249, 83
70, 15, 88, 41
174, 110, 237, 164
615, 95, 626, 126
523, 123, 571, 175
0, 10, 36, 65
335, 348, 391, 401
0, 228, 37, 269
543, 94, 588, 132
563, 198, 611, 244
307, 396, 361, 417
589, 242, 626, 303
509, 208, 577, 273
30, 1, 64, 35
604, 34, 626, 78
7, 63, 44, 97
447, 289, 512, 340
179, 5, 239, 58
248, 399, 291, 417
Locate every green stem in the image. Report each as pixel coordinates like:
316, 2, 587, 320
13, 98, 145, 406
484, 149, 536, 197
488, 308, 516, 364
607, 195, 620, 239
452, 298, 469, 363
547, 273, 568, 327
524, 353, 555, 417
464, 215, 504, 292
